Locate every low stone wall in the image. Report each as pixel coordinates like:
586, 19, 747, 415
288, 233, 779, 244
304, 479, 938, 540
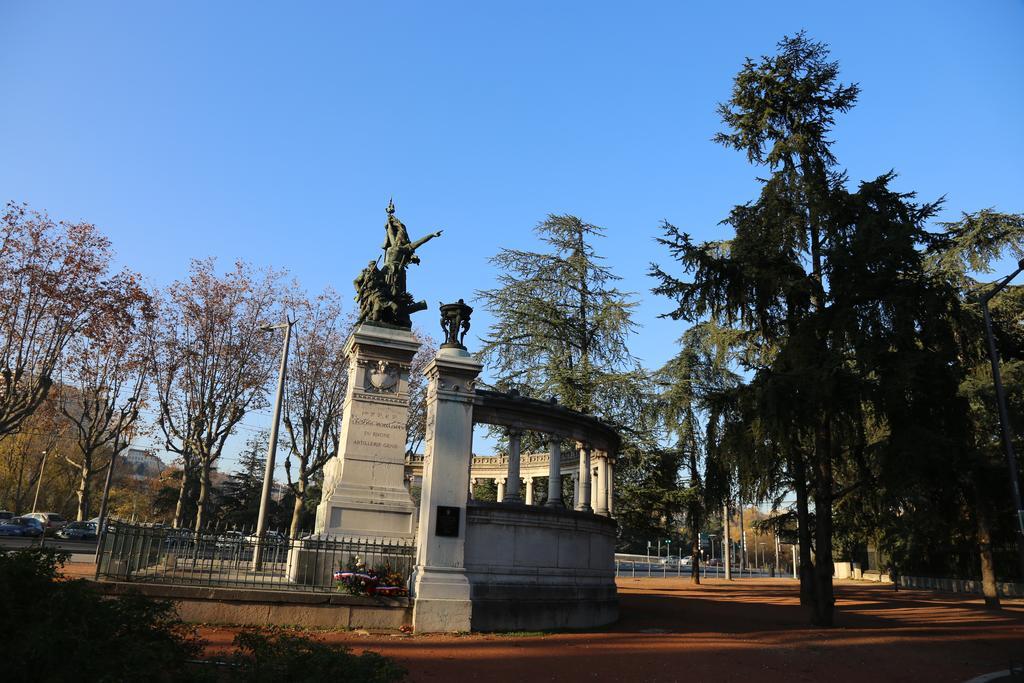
464, 501, 618, 631
94, 581, 411, 629
899, 575, 1024, 598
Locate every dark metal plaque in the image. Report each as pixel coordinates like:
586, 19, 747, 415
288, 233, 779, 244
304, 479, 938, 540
435, 506, 460, 537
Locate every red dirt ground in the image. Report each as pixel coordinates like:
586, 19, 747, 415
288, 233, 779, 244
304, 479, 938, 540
190, 576, 1024, 683
60, 561, 1022, 682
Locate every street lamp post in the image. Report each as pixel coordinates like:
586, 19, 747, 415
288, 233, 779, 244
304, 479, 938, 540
253, 318, 294, 571
979, 259, 1024, 576
31, 449, 49, 512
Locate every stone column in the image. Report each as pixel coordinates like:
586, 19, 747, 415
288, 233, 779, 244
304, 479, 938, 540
411, 345, 482, 633
544, 435, 563, 508
576, 443, 593, 512
525, 476, 534, 505
606, 457, 614, 516
503, 427, 523, 503
496, 477, 506, 503
468, 478, 476, 501
594, 452, 610, 516
590, 465, 598, 510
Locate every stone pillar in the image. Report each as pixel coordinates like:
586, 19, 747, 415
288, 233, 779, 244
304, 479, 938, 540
503, 427, 523, 503
544, 435, 563, 508
606, 457, 614, 517
315, 324, 420, 540
594, 452, 610, 516
411, 345, 482, 633
590, 466, 598, 510
469, 478, 476, 501
525, 476, 534, 505
496, 477, 506, 502
576, 443, 592, 513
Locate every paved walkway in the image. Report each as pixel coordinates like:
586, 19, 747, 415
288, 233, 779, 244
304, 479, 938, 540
201, 577, 1024, 682
70, 560, 1024, 682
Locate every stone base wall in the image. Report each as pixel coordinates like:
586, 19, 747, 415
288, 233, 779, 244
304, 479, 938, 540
94, 582, 411, 629
463, 501, 618, 631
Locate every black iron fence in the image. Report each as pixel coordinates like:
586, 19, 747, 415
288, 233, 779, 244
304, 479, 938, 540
95, 522, 416, 595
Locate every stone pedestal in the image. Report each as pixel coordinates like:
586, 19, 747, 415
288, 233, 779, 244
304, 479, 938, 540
315, 324, 420, 541
411, 346, 482, 632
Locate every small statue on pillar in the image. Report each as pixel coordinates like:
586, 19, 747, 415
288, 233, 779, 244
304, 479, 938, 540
439, 299, 473, 349
354, 200, 442, 328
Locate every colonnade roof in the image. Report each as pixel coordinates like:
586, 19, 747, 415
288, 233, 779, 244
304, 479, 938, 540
471, 389, 620, 453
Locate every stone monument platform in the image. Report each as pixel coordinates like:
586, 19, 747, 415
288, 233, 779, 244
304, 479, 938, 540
315, 323, 420, 541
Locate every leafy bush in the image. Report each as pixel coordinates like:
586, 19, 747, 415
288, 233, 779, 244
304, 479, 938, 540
0, 547, 203, 682
229, 627, 407, 682
0, 548, 407, 682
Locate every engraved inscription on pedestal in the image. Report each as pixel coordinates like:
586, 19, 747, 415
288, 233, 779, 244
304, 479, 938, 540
350, 408, 406, 453
313, 323, 422, 540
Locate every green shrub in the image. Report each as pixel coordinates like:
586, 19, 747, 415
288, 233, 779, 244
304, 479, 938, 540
229, 627, 407, 682
0, 548, 406, 682
0, 548, 203, 682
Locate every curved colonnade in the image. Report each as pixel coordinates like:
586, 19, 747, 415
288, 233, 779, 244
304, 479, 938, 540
406, 390, 616, 515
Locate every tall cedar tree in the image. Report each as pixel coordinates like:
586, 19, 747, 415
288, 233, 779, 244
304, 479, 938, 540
477, 214, 643, 427
655, 322, 737, 583
652, 34, 859, 621
651, 34, 970, 625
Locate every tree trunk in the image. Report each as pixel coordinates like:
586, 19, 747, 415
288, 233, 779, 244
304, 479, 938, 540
289, 476, 307, 538
194, 459, 212, 532
793, 457, 816, 608
172, 468, 190, 529
812, 417, 836, 627
976, 495, 1002, 609
14, 456, 26, 514
690, 530, 702, 585
75, 461, 90, 521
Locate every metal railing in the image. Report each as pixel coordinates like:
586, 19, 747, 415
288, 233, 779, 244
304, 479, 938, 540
95, 522, 416, 594
613, 555, 784, 579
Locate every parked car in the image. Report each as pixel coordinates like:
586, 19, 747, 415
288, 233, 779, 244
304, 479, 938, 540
0, 520, 26, 536
0, 510, 13, 522
4, 517, 44, 537
56, 521, 98, 541
680, 556, 693, 567
23, 512, 67, 535
244, 530, 288, 546
215, 530, 247, 548
162, 527, 195, 549
86, 517, 117, 535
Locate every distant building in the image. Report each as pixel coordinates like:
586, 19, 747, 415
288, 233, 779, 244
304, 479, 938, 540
117, 448, 165, 480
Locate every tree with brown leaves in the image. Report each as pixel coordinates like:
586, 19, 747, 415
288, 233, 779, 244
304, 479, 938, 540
58, 288, 153, 521
0, 202, 140, 439
152, 259, 282, 531
280, 287, 351, 537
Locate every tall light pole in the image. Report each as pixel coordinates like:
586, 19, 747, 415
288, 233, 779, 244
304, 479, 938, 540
252, 318, 293, 571
979, 258, 1024, 576
32, 449, 49, 512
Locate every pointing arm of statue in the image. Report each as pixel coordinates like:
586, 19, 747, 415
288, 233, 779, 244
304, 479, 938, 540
410, 230, 443, 251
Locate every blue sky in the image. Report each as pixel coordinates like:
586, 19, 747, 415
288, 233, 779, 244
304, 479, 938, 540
3, 2, 1022, 472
